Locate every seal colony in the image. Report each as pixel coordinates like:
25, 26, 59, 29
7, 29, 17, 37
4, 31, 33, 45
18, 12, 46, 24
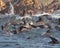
1, 14, 50, 34
0, 0, 60, 44
1, 13, 60, 44
1, 13, 60, 32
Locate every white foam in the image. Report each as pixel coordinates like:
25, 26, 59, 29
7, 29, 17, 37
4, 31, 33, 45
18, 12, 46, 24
51, 14, 60, 19
23, 15, 32, 19
16, 16, 23, 20
32, 12, 51, 17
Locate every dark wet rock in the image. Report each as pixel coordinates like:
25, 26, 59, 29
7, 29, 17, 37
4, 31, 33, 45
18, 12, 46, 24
42, 14, 50, 17
26, 37, 31, 39
1, 25, 4, 30
58, 18, 60, 24
36, 16, 42, 22
55, 25, 60, 31
29, 24, 37, 28
11, 30, 18, 34
15, 43, 20, 46
3, 44, 10, 47
38, 25, 45, 28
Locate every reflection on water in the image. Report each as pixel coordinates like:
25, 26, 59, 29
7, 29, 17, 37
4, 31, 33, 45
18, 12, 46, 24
0, 10, 60, 48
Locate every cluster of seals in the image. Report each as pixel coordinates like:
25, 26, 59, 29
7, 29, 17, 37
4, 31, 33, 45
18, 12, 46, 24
1, 14, 51, 34
1, 14, 60, 34
1, 14, 60, 44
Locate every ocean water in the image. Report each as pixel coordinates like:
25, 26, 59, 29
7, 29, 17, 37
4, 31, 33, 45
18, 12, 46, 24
0, 10, 60, 48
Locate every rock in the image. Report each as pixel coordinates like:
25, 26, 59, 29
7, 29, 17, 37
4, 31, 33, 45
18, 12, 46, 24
26, 36, 31, 39
0, 0, 6, 11
58, 18, 60, 24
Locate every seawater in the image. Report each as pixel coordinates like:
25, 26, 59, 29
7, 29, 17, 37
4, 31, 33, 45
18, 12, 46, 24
0, 10, 60, 48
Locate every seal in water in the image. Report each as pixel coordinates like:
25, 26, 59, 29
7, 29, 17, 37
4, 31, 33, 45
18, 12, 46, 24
42, 30, 60, 44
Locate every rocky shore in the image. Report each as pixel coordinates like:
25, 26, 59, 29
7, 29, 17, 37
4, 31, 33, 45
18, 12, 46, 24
0, 0, 60, 15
